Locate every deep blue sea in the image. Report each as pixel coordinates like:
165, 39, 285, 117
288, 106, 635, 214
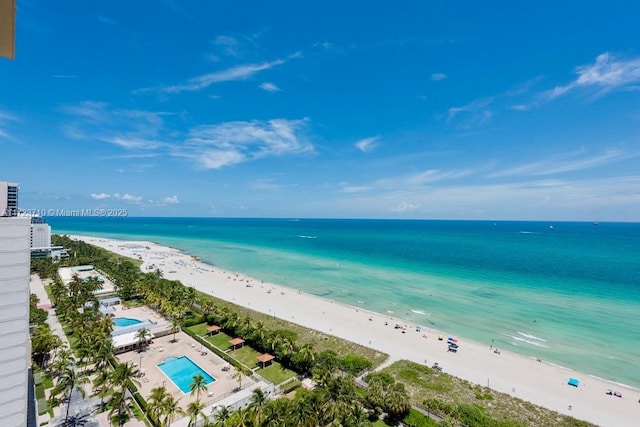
47, 217, 640, 388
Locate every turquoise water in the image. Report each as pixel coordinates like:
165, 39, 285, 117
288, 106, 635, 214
157, 356, 215, 393
48, 217, 640, 388
113, 317, 142, 327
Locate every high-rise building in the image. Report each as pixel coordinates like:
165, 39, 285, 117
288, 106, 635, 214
0, 215, 31, 426
0, 181, 19, 217
29, 216, 52, 249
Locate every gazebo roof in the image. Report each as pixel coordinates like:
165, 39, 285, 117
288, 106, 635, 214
257, 353, 275, 363
207, 325, 221, 332
229, 337, 245, 346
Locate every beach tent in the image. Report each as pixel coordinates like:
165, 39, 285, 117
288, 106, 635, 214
567, 378, 580, 387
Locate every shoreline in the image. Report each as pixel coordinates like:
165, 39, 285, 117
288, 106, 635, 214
71, 234, 639, 426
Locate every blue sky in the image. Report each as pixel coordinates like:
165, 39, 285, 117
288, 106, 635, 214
2, 1, 640, 220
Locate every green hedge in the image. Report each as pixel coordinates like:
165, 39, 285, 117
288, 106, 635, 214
37, 397, 48, 416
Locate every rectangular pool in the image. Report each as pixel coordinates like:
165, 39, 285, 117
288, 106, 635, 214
157, 356, 215, 394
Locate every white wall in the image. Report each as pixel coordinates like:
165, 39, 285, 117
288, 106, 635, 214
0, 216, 31, 427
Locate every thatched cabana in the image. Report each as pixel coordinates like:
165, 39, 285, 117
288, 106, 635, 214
257, 353, 275, 368
229, 337, 245, 350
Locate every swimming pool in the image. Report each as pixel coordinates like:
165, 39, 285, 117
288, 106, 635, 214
157, 356, 216, 393
113, 317, 142, 327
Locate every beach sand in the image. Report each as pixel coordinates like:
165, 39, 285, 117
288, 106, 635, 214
75, 235, 639, 426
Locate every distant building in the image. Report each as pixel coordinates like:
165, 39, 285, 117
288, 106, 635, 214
29, 216, 51, 249
0, 215, 32, 426
0, 181, 19, 217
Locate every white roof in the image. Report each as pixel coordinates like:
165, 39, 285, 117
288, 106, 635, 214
112, 331, 154, 349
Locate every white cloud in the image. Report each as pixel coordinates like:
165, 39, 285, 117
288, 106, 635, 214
141, 59, 285, 94
178, 118, 314, 169
546, 52, 640, 99
488, 149, 637, 178
431, 72, 447, 81
0, 111, 19, 139
90, 193, 111, 200
62, 102, 171, 151
509, 104, 531, 111
260, 82, 281, 92
214, 35, 241, 57
390, 202, 420, 213
162, 195, 179, 204
447, 98, 493, 127
115, 193, 143, 203
354, 136, 379, 153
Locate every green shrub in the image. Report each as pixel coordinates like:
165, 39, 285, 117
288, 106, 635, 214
403, 408, 438, 427
341, 354, 372, 375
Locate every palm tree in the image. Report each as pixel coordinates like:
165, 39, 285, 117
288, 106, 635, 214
135, 327, 152, 352
384, 383, 411, 420
109, 362, 140, 424
189, 373, 208, 401
51, 366, 88, 423
147, 385, 169, 424
161, 394, 184, 427
212, 405, 231, 425
186, 399, 205, 427
248, 388, 267, 425
170, 316, 181, 343
232, 366, 250, 391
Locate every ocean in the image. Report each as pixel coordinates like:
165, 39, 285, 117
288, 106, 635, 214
47, 217, 640, 388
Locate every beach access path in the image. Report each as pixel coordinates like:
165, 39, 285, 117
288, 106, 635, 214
73, 235, 640, 427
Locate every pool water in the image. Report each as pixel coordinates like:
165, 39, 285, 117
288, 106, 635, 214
113, 317, 142, 327
157, 356, 215, 393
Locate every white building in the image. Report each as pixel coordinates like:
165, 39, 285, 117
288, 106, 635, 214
29, 217, 51, 250
0, 216, 31, 426
0, 181, 19, 217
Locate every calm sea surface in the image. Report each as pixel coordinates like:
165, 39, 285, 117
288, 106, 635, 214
47, 217, 640, 388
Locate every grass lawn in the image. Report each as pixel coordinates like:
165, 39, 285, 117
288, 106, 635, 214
186, 323, 209, 336
230, 345, 262, 368
207, 332, 234, 349
370, 419, 396, 427
256, 362, 297, 385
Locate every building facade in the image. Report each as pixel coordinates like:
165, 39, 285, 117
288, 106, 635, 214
0, 216, 31, 426
0, 181, 19, 217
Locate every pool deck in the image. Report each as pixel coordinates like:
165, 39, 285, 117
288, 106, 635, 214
116, 323, 258, 412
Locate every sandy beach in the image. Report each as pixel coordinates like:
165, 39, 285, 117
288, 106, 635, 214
74, 235, 639, 427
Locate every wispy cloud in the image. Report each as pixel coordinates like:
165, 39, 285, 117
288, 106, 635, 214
61, 101, 171, 150
447, 98, 494, 128
488, 149, 637, 178
97, 16, 117, 25
260, 82, 281, 92
509, 104, 531, 111
138, 59, 286, 94
545, 52, 640, 99
175, 118, 314, 169
252, 178, 296, 191
214, 35, 242, 57
52, 74, 77, 79
91, 192, 179, 206
431, 72, 447, 81
354, 136, 379, 153
0, 111, 19, 139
